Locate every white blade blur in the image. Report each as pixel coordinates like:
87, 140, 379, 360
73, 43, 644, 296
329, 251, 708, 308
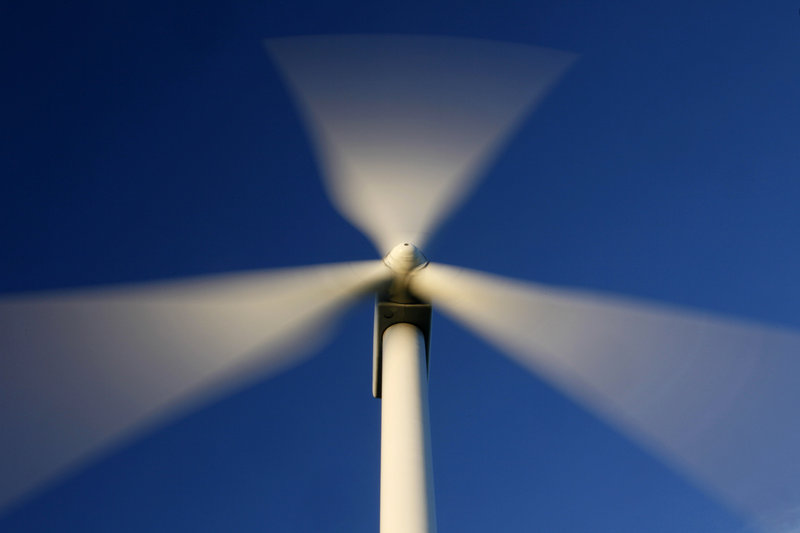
0, 261, 390, 512
410, 263, 800, 531
266, 35, 575, 254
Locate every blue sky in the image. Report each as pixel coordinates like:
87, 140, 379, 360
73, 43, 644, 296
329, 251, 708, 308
2, 1, 800, 532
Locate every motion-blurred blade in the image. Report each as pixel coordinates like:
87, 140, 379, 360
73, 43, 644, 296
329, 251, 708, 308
0, 260, 390, 512
410, 263, 800, 530
266, 35, 575, 253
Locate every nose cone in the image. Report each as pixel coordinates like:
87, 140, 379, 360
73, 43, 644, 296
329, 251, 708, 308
383, 242, 428, 274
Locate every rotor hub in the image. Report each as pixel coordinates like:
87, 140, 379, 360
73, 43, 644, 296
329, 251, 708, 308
383, 242, 428, 275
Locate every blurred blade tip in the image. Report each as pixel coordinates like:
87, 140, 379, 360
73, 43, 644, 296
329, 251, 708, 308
0, 260, 390, 513
264, 34, 576, 255
411, 263, 800, 527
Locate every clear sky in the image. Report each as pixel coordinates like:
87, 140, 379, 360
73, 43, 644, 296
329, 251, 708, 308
2, 1, 800, 532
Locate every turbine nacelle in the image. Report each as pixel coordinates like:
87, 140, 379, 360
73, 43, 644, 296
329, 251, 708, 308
383, 242, 428, 275
374, 242, 433, 399
380, 242, 429, 304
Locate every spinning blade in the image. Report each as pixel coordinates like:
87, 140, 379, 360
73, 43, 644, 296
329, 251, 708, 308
266, 35, 575, 253
0, 261, 390, 511
410, 263, 800, 530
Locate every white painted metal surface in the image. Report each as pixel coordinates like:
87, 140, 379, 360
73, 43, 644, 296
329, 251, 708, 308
383, 242, 428, 274
380, 323, 437, 533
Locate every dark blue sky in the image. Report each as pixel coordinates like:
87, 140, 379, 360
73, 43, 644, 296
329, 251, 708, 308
2, 2, 799, 532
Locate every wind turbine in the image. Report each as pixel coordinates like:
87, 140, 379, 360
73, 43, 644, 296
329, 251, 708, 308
2, 34, 800, 533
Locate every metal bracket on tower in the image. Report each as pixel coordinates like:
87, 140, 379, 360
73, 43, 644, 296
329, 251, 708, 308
372, 300, 432, 398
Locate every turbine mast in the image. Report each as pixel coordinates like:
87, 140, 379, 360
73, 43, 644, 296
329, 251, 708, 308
374, 242, 436, 533
379, 323, 436, 533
